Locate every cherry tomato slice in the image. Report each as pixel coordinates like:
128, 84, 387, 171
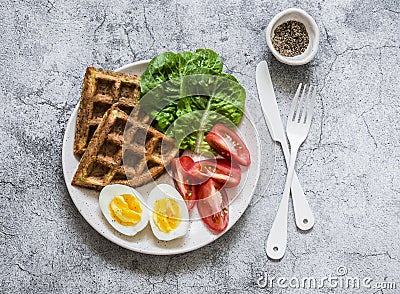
197, 179, 229, 232
205, 124, 251, 166
171, 157, 197, 211
189, 158, 241, 188
178, 156, 194, 171
172, 156, 197, 181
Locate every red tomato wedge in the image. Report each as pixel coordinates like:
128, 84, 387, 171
205, 124, 251, 166
171, 157, 197, 211
177, 156, 194, 170
197, 179, 229, 232
189, 158, 241, 188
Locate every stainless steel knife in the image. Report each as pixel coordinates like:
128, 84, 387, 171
256, 60, 314, 231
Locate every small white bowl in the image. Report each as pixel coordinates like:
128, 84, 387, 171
266, 8, 320, 66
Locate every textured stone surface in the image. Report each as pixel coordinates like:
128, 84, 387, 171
1, 0, 399, 293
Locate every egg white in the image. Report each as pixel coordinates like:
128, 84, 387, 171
99, 184, 149, 236
147, 184, 190, 241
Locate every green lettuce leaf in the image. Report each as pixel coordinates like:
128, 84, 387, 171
139, 49, 246, 153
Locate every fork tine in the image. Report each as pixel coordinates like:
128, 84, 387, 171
301, 85, 313, 123
290, 83, 302, 121
294, 84, 307, 122
305, 86, 317, 125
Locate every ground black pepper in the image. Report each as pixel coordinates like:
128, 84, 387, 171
272, 20, 309, 57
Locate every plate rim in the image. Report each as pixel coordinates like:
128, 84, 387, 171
62, 60, 262, 255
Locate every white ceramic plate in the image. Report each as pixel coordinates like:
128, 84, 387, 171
62, 60, 261, 255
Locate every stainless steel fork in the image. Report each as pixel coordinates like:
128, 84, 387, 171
266, 83, 317, 260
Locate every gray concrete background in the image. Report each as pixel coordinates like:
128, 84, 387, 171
1, 0, 399, 293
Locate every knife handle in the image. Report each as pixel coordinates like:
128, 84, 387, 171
280, 140, 314, 231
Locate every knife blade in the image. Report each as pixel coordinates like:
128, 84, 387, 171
256, 60, 314, 231
256, 61, 286, 145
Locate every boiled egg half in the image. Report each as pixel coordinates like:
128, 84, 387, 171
148, 184, 189, 241
99, 184, 149, 236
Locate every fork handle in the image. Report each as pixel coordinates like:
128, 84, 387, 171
281, 139, 315, 230
266, 145, 299, 259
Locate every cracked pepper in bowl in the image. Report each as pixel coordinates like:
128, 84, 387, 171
272, 20, 309, 57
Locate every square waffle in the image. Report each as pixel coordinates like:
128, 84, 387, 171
73, 67, 140, 155
71, 104, 178, 190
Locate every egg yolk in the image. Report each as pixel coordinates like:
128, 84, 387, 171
153, 198, 181, 233
109, 194, 142, 226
